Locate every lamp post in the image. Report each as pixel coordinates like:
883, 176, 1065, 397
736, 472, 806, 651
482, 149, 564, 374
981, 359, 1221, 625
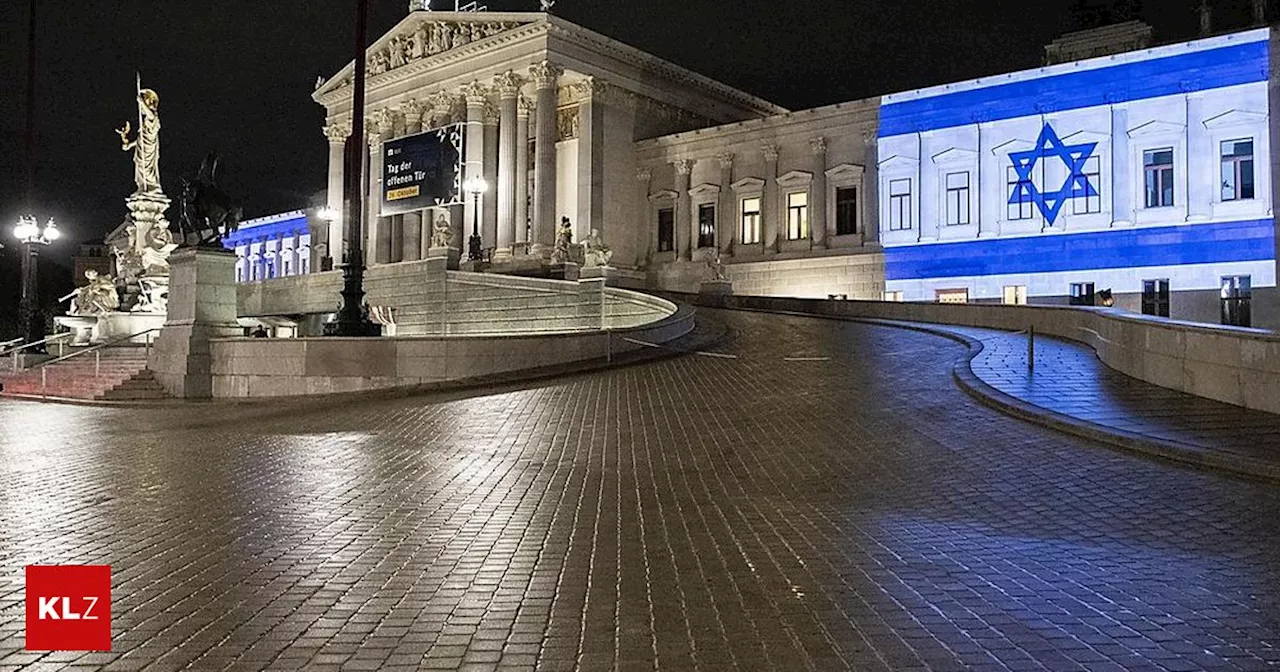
464, 177, 488, 261
318, 206, 339, 271
464, 176, 489, 261
12, 215, 59, 350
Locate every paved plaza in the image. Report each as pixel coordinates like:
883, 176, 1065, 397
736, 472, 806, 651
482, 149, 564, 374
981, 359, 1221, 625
2, 309, 1280, 671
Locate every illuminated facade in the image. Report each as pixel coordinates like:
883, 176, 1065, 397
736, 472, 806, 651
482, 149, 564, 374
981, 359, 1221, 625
877, 28, 1276, 326
224, 210, 314, 283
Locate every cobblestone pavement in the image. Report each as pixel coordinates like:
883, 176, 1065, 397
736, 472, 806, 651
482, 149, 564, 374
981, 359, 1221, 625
2, 308, 1280, 671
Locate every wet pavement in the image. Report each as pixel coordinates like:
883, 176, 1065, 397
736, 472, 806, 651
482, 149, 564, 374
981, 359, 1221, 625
1, 308, 1279, 671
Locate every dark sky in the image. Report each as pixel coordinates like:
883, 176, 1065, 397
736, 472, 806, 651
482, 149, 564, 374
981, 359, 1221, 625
0, 0, 1241, 259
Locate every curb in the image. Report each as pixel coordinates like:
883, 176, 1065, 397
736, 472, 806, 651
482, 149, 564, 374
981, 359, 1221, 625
855, 318, 1280, 485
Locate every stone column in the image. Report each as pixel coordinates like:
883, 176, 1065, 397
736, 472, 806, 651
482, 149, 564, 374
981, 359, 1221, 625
636, 168, 652, 267
369, 109, 395, 265
810, 137, 828, 248
716, 154, 734, 253
674, 159, 693, 261
1111, 103, 1131, 226
530, 61, 562, 257
403, 211, 422, 262
484, 101, 500, 257
762, 144, 779, 253
494, 72, 522, 261
463, 82, 488, 254
402, 99, 425, 136
576, 78, 606, 242
323, 123, 350, 265
516, 96, 532, 248
390, 214, 404, 263
862, 130, 881, 245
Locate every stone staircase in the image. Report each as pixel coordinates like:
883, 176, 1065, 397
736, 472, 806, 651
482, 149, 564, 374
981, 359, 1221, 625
0, 347, 170, 401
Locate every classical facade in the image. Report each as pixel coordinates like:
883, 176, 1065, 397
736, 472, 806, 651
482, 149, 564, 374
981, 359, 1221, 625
224, 210, 316, 283
290, 5, 1279, 330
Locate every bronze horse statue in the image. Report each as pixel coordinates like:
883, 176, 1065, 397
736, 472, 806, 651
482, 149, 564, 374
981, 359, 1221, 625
179, 152, 242, 248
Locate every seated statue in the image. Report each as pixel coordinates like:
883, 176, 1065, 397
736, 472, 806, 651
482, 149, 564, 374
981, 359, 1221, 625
552, 217, 573, 262
71, 270, 120, 315
430, 214, 454, 248
583, 229, 613, 268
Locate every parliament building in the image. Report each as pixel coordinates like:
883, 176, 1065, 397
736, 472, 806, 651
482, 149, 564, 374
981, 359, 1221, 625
274, 4, 1280, 330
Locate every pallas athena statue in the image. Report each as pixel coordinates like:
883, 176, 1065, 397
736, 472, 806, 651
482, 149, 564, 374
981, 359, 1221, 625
116, 85, 162, 195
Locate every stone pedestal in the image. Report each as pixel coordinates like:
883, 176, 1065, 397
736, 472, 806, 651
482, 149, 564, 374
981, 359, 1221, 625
579, 265, 617, 284
699, 279, 734, 296
149, 248, 240, 398
54, 316, 97, 346
427, 246, 461, 270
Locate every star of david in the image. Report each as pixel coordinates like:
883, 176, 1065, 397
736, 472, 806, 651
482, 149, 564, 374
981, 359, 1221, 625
1008, 124, 1099, 225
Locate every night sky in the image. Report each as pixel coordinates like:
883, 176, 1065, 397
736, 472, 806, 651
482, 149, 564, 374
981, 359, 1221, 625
0, 0, 1245, 260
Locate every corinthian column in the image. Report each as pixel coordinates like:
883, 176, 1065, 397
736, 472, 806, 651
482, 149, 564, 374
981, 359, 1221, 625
323, 122, 350, 266
674, 159, 693, 261
811, 136, 828, 249
494, 71, 522, 261
762, 144, 779, 253
635, 168, 652, 267
717, 153, 734, 254
529, 61, 562, 258
516, 96, 532, 248
463, 81, 488, 255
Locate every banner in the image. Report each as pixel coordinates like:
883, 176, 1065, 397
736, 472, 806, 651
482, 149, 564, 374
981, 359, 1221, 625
381, 123, 464, 215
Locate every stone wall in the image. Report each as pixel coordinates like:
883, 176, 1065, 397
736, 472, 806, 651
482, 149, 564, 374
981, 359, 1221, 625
723, 251, 885, 299
209, 304, 695, 398
681, 293, 1280, 416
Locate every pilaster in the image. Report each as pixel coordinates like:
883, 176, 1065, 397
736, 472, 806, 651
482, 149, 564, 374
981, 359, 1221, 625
674, 159, 694, 261
762, 144, 780, 253
810, 137, 828, 249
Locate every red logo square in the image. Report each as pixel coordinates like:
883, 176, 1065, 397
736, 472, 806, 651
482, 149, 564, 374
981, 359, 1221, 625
25, 565, 112, 651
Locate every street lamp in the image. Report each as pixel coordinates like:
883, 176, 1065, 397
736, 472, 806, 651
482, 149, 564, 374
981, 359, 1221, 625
12, 215, 59, 350
464, 176, 489, 261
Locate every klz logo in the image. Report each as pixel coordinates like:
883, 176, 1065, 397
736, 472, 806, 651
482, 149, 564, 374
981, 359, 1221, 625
25, 565, 112, 651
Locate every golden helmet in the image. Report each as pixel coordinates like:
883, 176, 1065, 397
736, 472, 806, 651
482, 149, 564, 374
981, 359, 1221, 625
140, 89, 159, 110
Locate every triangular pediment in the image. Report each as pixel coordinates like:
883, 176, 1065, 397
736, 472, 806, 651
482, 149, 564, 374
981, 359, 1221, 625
877, 154, 918, 168
990, 137, 1035, 155
776, 170, 814, 187
1127, 119, 1186, 138
648, 189, 678, 201
930, 147, 978, 164
1202, 109, 1268, 129
314, 12, 542, 98
688, 182, 721, 197
730, 177, 766, 192
1059, 129, 1111, 143
825, 163, 864, 180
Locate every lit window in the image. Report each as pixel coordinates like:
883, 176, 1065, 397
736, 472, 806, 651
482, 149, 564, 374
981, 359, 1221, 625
786, 192, 809, 240
1144, 148, 1174, 208
1221, 275, 1252, 327
1002, 285, 1027, 305
1072, 156, 1102, 214
888, 179, 912, 231
740, 197, 761, 244
883, 291, 904, 302
944, 171, 970, 226
1069, 282, 1095, 306
835, 187, 858, 236
1141, 279, 1170, 317
1221, 139, 1254, 201
1007, 166, 1034, 221
697, 204, 716, 249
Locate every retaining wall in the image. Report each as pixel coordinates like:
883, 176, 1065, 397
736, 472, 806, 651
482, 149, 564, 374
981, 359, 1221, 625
682, 293, 1280, 415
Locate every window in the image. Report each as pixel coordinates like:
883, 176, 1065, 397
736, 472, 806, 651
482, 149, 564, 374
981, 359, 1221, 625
1007, 166, 1034, 220
835, 187, 858, 235
1002, 285, 1027, 305
786, 191, 809, 240
888, 178, 912, 230
944, 171, 970, 226
883, 291, 904, 302
936, 289, 969, 304
1072, 155, 1102, 214
1143, 148, 1174, 208
1142, 279, 1170, 317
1221, 275, 1252, 327
657, 207, 674, 252
1221, 139, 1255, 202
696, 204, 716, 249
1069, 282, 1095, 306
740, 197, 761, 244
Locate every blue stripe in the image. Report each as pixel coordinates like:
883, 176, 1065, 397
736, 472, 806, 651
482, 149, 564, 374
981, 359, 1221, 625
884, 220, 1276, 281
880, 40, 1269, 137
222, 216, 311, 248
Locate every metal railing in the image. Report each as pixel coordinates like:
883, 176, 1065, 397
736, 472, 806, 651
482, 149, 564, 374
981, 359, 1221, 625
2, 332, 75, 372
15, 328, 162, 397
